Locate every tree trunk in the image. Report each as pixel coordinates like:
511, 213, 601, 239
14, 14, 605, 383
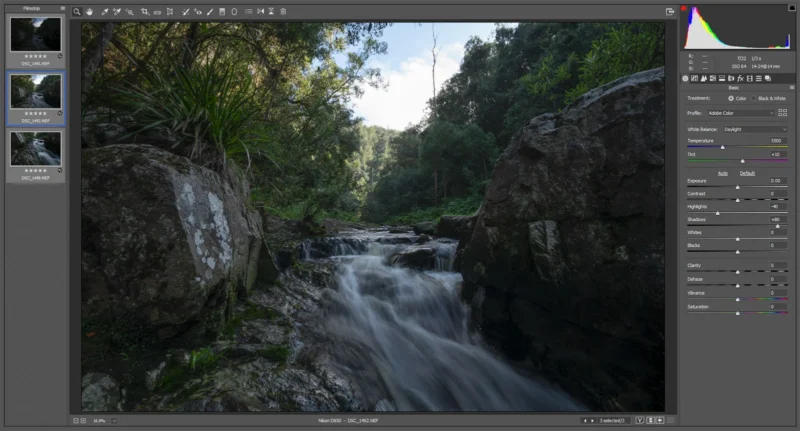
431, 24, 438, 120
130, 22, 175, 82
434, 168, 438, 207
81, 23, 115, 103
181, 23, 200, 69
442, 172, 446, 200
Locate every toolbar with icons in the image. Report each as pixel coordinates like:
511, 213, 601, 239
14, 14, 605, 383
71, 5, 288, 18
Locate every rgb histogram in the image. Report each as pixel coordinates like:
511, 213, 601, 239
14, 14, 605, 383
684, 6, 791, 50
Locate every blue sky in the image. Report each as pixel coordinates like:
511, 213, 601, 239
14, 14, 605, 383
32, 18, 44, 27
342, 23, 514, 130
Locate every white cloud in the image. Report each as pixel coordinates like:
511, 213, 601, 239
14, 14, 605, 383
353, 42, 464, 130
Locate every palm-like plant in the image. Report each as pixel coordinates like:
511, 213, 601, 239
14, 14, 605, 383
116, 61, 273, 175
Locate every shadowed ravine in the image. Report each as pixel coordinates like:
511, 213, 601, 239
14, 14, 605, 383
306, 232, 586, 412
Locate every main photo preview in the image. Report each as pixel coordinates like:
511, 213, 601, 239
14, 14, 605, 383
77, 20, 666, 413
6, 11, 66, 184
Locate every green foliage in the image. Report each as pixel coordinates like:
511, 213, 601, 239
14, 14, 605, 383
240, 303, 278, 321
85, 22, 389, 217
385, 195, 483, 225
188, 347, 221, 372
365, 22, 664, 224
523, 23, 665, 106
83, 22, 663, 227
10, 75, 35, 105
521, 53, 576, 103
116, 62, 269, 172
153, 347, 225, 394
224, 302, 279, 338
362, 122, 495, 223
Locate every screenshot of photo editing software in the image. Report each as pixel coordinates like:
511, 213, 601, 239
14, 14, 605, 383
0, 0, 798, 430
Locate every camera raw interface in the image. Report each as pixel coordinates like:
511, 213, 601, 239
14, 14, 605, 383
79, 20, 665, 413
3, 2, 799, 430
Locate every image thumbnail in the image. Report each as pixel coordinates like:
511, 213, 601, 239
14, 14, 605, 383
10, 17, 61, 51
10, 74, 61, 109
10, 132, 61, 166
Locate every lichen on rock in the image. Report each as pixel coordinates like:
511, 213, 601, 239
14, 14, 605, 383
81, 144, 269, 344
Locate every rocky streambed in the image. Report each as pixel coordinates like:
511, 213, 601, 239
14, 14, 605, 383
82, 227, 584, 413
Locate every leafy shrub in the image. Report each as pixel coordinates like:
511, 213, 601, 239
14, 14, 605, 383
116, 62, 273, 174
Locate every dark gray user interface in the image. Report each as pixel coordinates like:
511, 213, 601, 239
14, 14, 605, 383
1, 2, 799, 431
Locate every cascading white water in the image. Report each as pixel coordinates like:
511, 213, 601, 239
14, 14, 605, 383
31, 138, 60, 165
316, 232, 585, 412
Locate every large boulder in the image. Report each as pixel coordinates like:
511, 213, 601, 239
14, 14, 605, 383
82, 373, 123, 412
81, 144, 268, 343
460, 68, 665, 412
9, 132, 38, 166
139, 357, 365, 412
389, 247, 437, 270
12, 85, 27, 104
438, 214, 477, 272
436, 215, 475, 240
412, 222, 436, 235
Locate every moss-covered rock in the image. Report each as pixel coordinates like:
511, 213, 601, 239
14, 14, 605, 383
81, 144, 266, 345
82, 373, 123, 412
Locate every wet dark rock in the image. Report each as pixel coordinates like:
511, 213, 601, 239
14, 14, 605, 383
389, 247, 437, 270
300, 237, 370, 259
81, 145, 265, 344
82, 373, 123, 412
81, 108, 135, 148
415, 234, 431, 244
141, 357, 365, 412
460, 67, 665, 412
145, 362, 168, 391
83, 123, 127, 148
376, 236, 414, 245
437, 215, 475, 240
388, 226, 413, 234
12, 86, 28, 103
257, 242, 280, 285
438, 215, 477, 272
412, 222, 437, 235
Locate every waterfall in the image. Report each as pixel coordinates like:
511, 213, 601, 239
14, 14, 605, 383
31, 139, 60, 165
311, 231, 585, 412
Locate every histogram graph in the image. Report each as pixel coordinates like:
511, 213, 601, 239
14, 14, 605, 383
682, 5, 795, 50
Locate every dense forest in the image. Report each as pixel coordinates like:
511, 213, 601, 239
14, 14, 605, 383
82, 22, 663, 227
81, 21, 665, 413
